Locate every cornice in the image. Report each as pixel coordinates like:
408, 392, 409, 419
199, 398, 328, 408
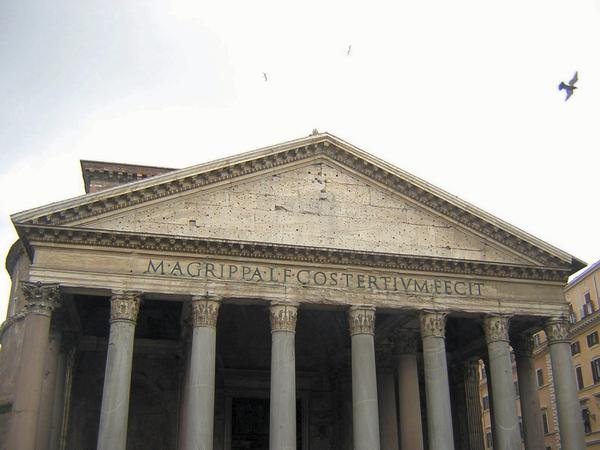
569, 310, 600, 336
18, 225, 572, 282
11, 136, 579, 272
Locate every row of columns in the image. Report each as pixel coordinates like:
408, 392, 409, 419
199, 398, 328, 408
5, 282, 587, 450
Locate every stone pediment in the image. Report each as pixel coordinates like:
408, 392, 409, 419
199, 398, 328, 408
11, 133, 584, 276
78, 160, 530, 265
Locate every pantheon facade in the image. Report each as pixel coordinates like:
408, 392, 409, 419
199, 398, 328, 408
0, 133, 588, 449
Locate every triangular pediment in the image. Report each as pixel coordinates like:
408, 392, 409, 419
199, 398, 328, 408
78, 160, 531, 265
11, 133, 583, 272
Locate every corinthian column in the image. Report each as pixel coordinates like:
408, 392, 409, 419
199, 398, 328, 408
513, 334, 544, 450
464, 359, 485, 450
483, 315, 520, 450
420, 310, 454, 450
182, 295, 221, 450
97, 291, 141, 450
7, 281, 60, 450
269, 303, 298, 450
349, 306, 380, 450
545, 317, 585, 450
395, 332, 424, 450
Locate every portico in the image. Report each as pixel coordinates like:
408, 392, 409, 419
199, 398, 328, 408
0, 133, 587, 449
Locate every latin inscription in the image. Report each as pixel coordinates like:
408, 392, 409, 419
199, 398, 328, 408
144, 259, 484, 296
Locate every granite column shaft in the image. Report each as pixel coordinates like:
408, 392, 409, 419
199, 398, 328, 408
181, 296, 220, 450
545, 318, 586, 450
6, 282, 61, 450
97, 291, 141, 450
420, 311, 455, 450
514, 335, 544, 450
396, 334, 424, 450
269, 303, 298, 450
349, 306, 381, 450
484, 315, 521, 450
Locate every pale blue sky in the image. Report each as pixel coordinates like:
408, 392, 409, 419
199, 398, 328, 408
1, 0, 600, 316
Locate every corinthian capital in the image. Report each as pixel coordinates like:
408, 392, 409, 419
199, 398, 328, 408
483, 315, 511, 344
420, 311, 448, 338
21, 281, 61, 317
544, 317, 570, 344
191, 295, 221, 328
348, 306, 376, 336
110, 291, 142, 323
512, 333, 535, 358
270, 303, 298, 332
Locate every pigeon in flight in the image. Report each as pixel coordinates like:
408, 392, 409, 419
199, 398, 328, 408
558, 71, 578, 101
346, 45, 352, 56
263, 72, 268, 82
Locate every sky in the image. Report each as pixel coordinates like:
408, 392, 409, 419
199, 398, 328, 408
1, 0, 599, 318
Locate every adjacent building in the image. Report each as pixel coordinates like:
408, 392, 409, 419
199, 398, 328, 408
0, 133, 589, 449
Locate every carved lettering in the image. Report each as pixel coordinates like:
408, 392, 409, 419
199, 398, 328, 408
140, 258, 486, 297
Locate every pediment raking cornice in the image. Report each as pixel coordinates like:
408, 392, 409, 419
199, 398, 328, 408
11, 134, 583, 272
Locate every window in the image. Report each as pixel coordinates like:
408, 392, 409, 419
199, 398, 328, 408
582, 292, 595, 318
587, 331, 599, 347
569, 304, 577, 324
592, 358, 600, 383
583, 408, 592, 433
537, 368, 544, 387
534, 334, 541, 347
576, 366, 585, 390
542, 411, 549, 434
481, 365, 487, 381
571, 341, 581, 355
514, 380, 520, 397
482, 395, 490, 410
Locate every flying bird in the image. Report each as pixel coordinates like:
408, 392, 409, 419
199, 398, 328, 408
263, 72, 268, 82
558, 71, 578, 101
346, 45, 352, 56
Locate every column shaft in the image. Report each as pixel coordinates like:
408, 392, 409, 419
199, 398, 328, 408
484, 315, 521, 450
269, 304, 298, 450
464, 360, 485, 450
181, 296, 220, 450
377, 367, 399, 450
396, 336, 424, 450
545, 318, 586, 450
349, 306, 380, 450
48, 343, 69, 450
97, 291, 141, 450
420, 311, 455, 450
35, 331, 61, 450
7, 282, 60, 450
514, 335, 544, 450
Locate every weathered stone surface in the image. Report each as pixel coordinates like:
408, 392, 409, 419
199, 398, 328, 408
82, 162, 530, 265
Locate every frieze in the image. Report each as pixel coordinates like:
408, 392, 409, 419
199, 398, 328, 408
270, 304, 298, 333
110, 291, 142, 323
19, 225, 572, 282
16, 138, 569, 269
21, 281, 61, 317
348, 306, 376, 335
143, 258, 486, 296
